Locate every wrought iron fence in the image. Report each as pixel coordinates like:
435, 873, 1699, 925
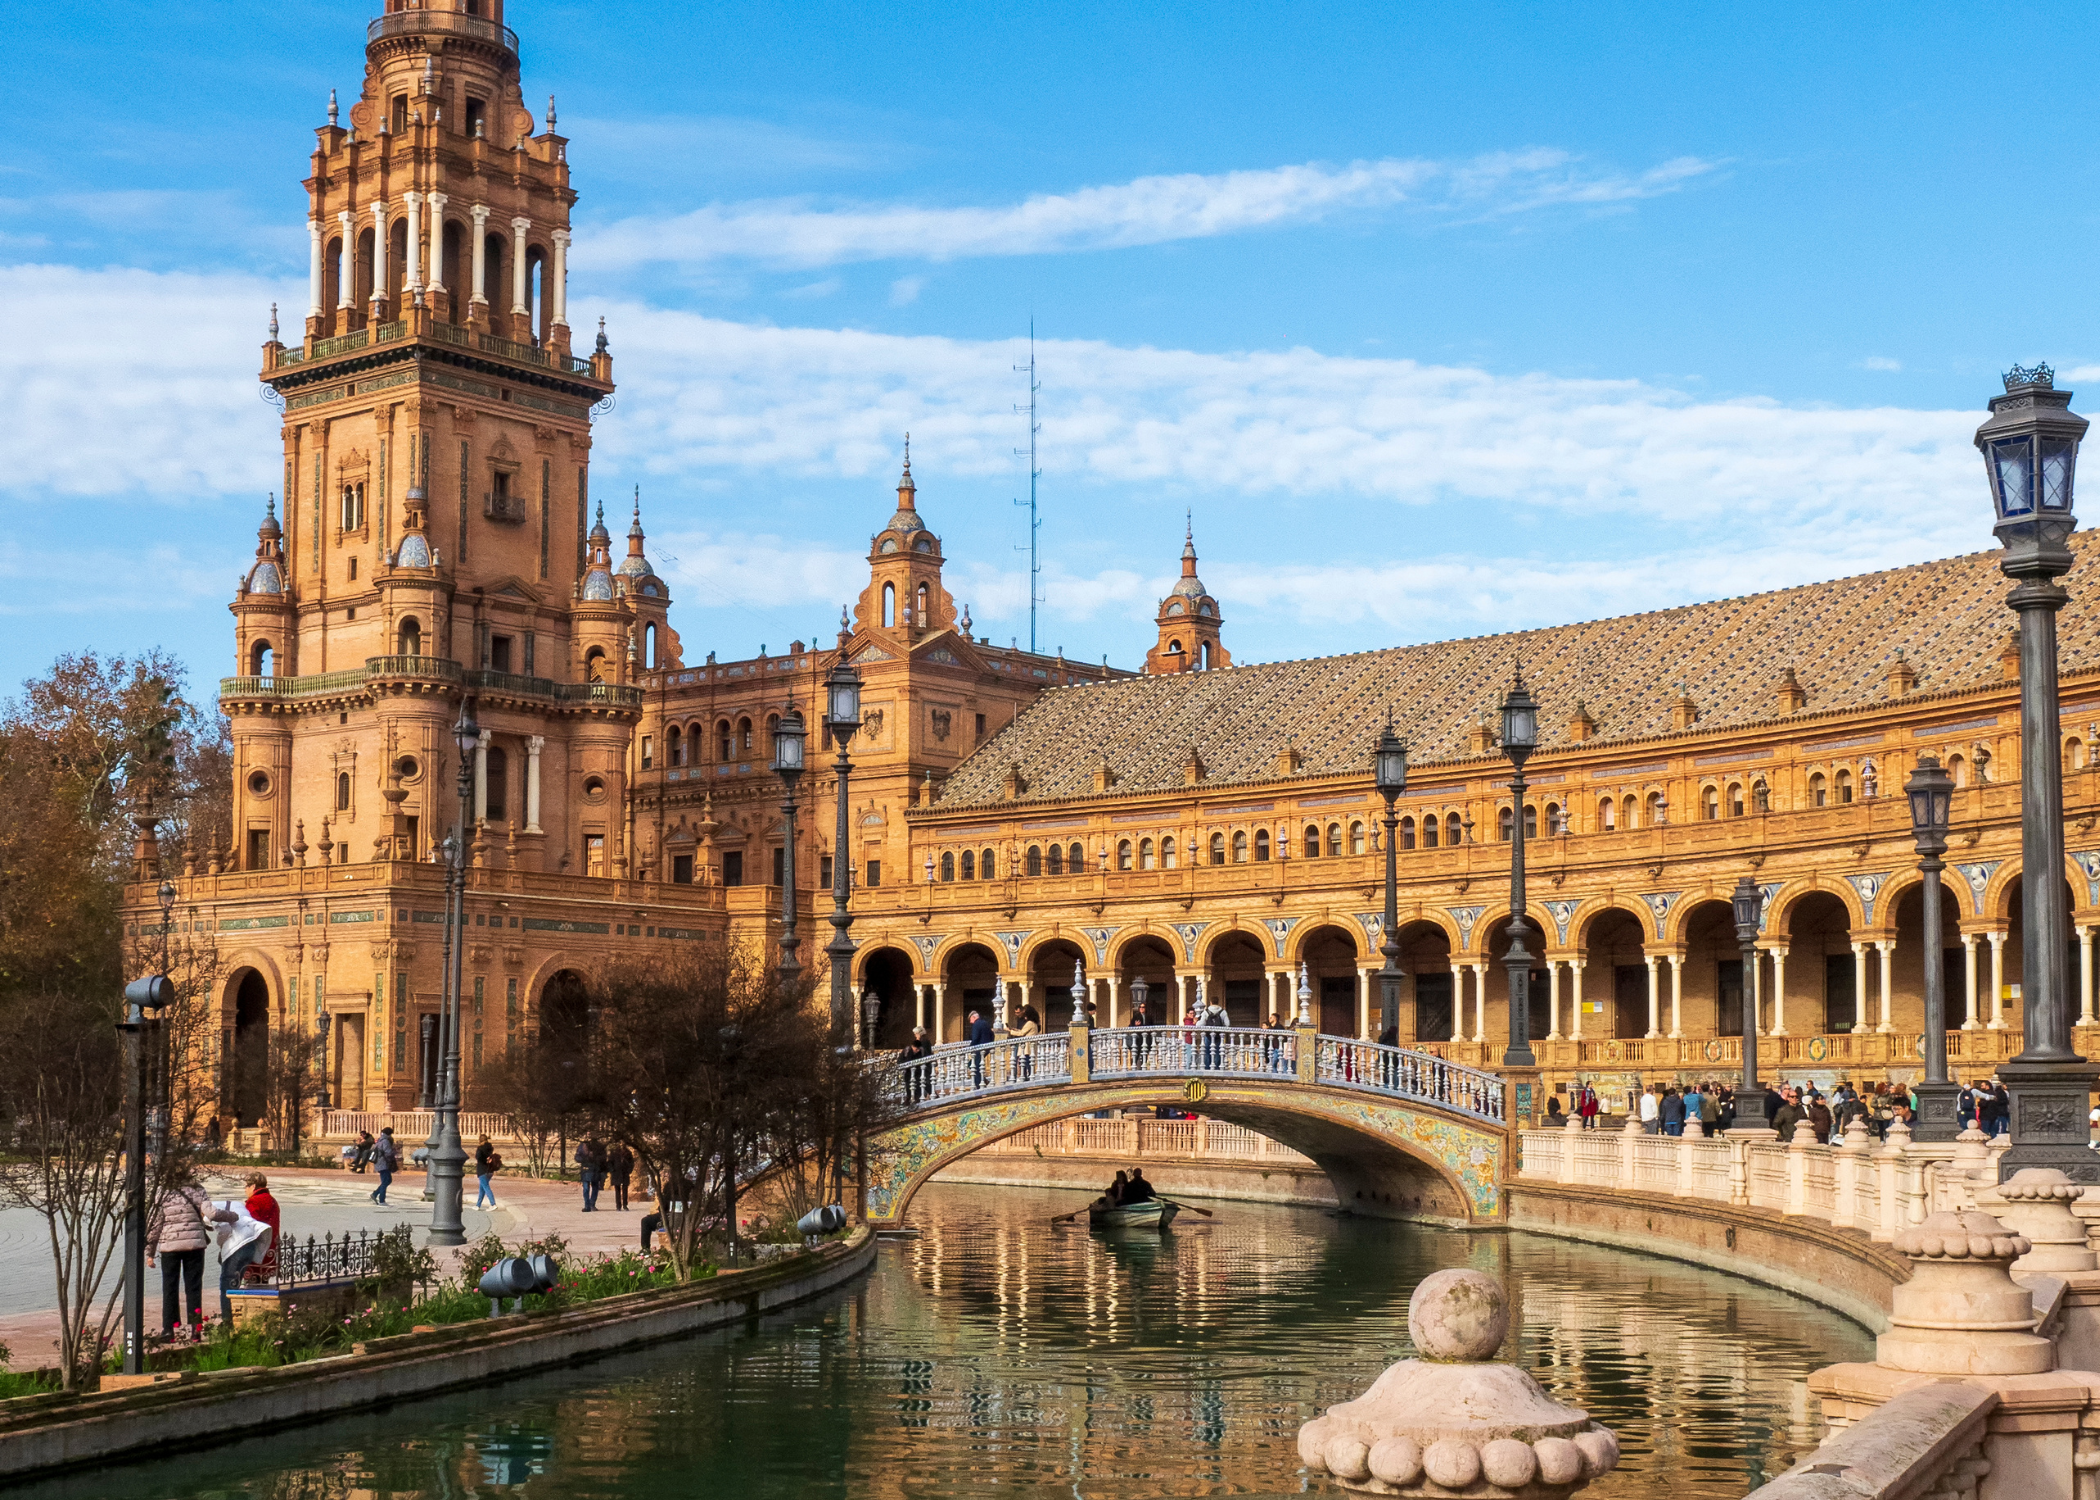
273, 1224, 414, 1290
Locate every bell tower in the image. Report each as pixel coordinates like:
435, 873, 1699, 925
1144, 516, 1230, 674
856, 443, 956, 642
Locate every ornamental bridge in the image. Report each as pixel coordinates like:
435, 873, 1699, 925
863, 1021, 1514, 1227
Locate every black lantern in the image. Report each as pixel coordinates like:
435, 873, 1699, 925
1498, 672, 1539, 765
861, 988, 882, 1050
1978, 364, 2085, 563
1730, 875, 1763, 947
1905, 754, 1953, 857
772, 707, 806, 777
1132, 974, 1150, 1020
1374, 725, 1409, 797
825, 655, 862, 742
453, 703, 480, 762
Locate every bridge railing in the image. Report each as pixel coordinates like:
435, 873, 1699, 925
888, 1034, 1072, 1108
1315, 1038, 1507, 1123
1091, 1025, 1297, 1080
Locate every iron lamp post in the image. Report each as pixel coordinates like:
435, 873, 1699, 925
1979, 364, 2097, 1178
1373, 725, 1409, 1042
118, 973, 173, 1375
1730, 877, 1769, 1133
1906, 755, 1960, 1139
772, 707, 807, 984
1498, 671, 1540, 1068
427, 703, 478, 1246
821, 636, 862, 1206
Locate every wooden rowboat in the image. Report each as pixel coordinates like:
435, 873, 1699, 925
1088, 1198, 1180, 1230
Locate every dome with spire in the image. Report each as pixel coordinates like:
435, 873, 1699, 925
242, 496, 286, 595
1165, 513, 1218, 616
581, 500, 616, 601
876, 436, 937, 552
395, 483, 433, 569
615, 488, 663, 596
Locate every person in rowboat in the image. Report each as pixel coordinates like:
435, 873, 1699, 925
1121, 1168, 1156, 1204
1089, 1170, 1131, 1211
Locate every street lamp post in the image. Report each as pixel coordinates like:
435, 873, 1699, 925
772, 708, 807, 985
427, 703, 478, 1246
1372, 725, 1409, 1042
1978, 363, 2097, 1179
822, 636, 863, 1207
1498, 672, 1540, 1069
1730, 877, 1770, 1133
1905, 754, 1960, 1139
118, 974, 173, 1375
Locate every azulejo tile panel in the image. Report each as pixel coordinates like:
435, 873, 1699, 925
864, 1082, 1503, 1223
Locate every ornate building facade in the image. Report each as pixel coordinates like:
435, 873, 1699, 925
127, 0, 2100, 1125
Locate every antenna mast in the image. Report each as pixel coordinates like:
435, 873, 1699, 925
1013, 323, 1043, 653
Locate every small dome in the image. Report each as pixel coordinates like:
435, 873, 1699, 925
242, 496, 287, 594
246, 560, 283, 595
582, 567, 615, 601
397, 534, 431, 569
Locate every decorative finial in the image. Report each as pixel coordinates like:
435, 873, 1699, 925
596, 499, 604, 524
633, 483, 641, 520
548, 94, 557, 129
2005, 362, 2056, 392
265, 493, 276, 521
328, 88, 338, 127
594, 315, 608, 355
1185, 506, 1192, 543
903, 431, 911, 471
268, 302, 279, 341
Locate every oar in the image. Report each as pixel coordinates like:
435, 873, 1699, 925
1160, 1199, 1213, 1217
1050, 1206, 1090, 1225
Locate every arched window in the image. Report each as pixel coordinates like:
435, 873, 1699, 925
1835, 768, 1853, 804
645, 622, 659, 669
1620, 797, 1637, 830
1139, 838, 1156, 870
1046, 844, 1064, 876
336, 771, 351, 811
1422, 814, 1439, 849
1350, 821, 1366, 855
1728, 783, 1745, 817
1168, 640, 1184, 663
1600, 798, 1617, 831
1645, 792, 1665, 825
1445, 813, 1463, 846
1810, 772, 1828, 807
1254, 829, 1270, 861
585, 647, 607, 683
1210, 832, 1226, 865
916, 582, 929, 624
1545, 801, 1563, 835
882, 582, 896, 628
1303, 824, 1321, 858
1399, 816, 1416, 849
981, 849, 996, 879
666, 725, 683, 766
718, 720, 733, 761
1162, 836, 1178, 868
397, 617, 421, 656
1117, 839, 1133, 871
960, 850, 975, 880
1227, 830, 1246, 863
1497, 807, 1513, 842
1703, 785, 1720, 820
940, 852, 955, 882
486, 746, 509, 821
1948, 755, 1968, 788
1026, 845, 1043, 876
1327, 823, 1342, 856
1200, 642, 1213, 670
2071, 738, 2089, 770
1523, 803, 1538, 838
765, 714, 780, 754
248, 639, 274, 677
738, 717, 753, 755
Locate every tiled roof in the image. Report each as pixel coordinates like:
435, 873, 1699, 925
935, 533, 2100, 808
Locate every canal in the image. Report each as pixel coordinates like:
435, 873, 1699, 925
23, 1182, 1870, 1498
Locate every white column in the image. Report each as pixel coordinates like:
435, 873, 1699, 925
1472, 962, 1488, 1041
473, 728, 490, 823
470, 204, 490, 306
524, 735, 544, 833
1961, 934, 1979, 1029
1644, 954, 1660, 1038
1770, 947, 1789, 1036
1266, 970, 1279, 1021
1750, 946, 1762, 1035
1852, 943, 1869, 1033
426, 192, 447, 291
336, 210, 355, 309
1176, 973, 1189, 1015
1570, 959, 1586, 1040
370, 201, 389, 314
1876, 940, 1894, 1033
1449, 961, 1466, 1043
1988, 932, 2006, 1029
1358, 967, 1371, 1039
2081, 926, 2095, 1026
1106, 975, 1121, 1029
550, 227, 570, 328
1547, 961, 1562, 1040
1668, 954, 1683, 1039
933, 982, 947, 1042
914, 983, 926, 1032
307, 219, 324, 318
402, 191, 423, 291
510, 216, 531, 315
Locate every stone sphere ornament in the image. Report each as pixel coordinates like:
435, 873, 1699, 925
1297, 1269, 1619, 1497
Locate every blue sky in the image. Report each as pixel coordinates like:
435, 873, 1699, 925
4, 1, 2097, 693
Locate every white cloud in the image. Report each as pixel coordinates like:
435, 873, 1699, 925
779, 276, 841, 300
1860, 355, 1902, 372
579, 149, 1721, 270
888, 275, 924, 307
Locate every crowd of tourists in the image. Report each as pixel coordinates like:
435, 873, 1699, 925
1545, 1075, 2016, 1142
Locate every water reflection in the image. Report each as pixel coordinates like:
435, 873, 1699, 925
16, 1182, 1868, 1500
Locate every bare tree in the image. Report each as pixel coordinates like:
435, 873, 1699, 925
474, 1041, 580, 1176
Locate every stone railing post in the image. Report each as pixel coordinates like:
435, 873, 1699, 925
1619, 1114, 1641, 1190
1677, 1131, 1701, 1199
1786, 1120, 1813, 1217
1877, 1210, 2048, 1375
1877, 1118, 1913, 1240
1835, 1116, 1870, 1229
1727, 1137, 1752, 1207
1561, 1112, 1582, 1186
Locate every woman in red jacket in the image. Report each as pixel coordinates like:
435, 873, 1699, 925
244, 1172, 282, 1282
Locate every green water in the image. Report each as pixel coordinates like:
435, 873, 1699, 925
20, 1182, 1869, 1498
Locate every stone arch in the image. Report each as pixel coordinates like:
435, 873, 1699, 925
925, 929, 1003, 976
538, 969, 590, 1051
1284, 918, 1364, 965
1672, 897, 1744, 1039
1111, 931, 1177, 1025
1199, 927, 1268, 1024
1106, 924, 1175, 972
1766, 879, 1866, 935
1015, 927, 1086, 975
857, 944, 917, 1048
1295, 922, 1365, 1034
1391, 917, 1455, 1043
1197, 918, 1271, 966
1026, 933, 1090, 1028
1779, 890, 1856, 1036
1662, 887, 1737, 945
939, 940, 1001, 1042
1570, 896, 1652, 948
867, 1079, 1503, 1227
221, 965, 274, 1128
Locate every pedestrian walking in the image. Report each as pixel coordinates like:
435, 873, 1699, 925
900, 1026, 933, 1103
1200, 990, 1229, 1070
474, 1135, 500, 1209
966, 1009, 994, 1087
1659, 1087, 1686, 1137
1639, 1085, 1661, 1135
369, 1126, 399, 1204
1015, 1004, 1041, 1080
243, 1172, 281, 1282
609, 1140, 635, 1211
145, 1168, 213, 1336
578, 1137, 606, 1211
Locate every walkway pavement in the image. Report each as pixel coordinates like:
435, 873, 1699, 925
0, 1165, 652, 1371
